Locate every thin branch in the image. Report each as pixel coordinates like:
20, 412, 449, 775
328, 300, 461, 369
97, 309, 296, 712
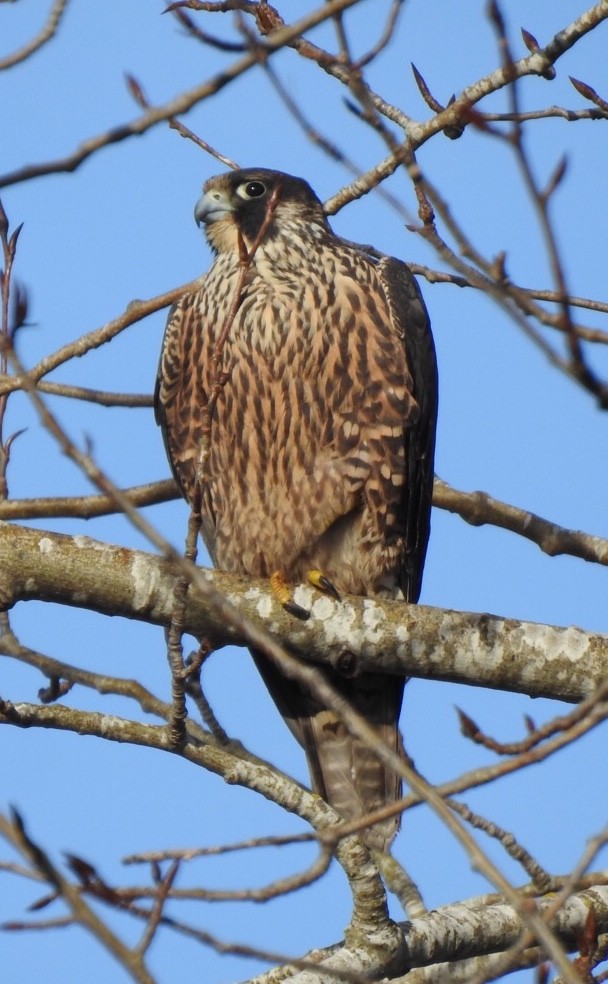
169, 117, 239, 169
182, 641, 230, 742
324, 1, 608, 214
353, 0, 403, 69
0, 0, 70, 71
0, 280, 201, 396
169, 7, 246, 51
0, 0, 363, 190
448, 798, 552, 894
165, 508, 201, 748
33, 381, 152, 407
0, 811, 155, 984
433, 477, 608, 566
129, 849, 334, 905
481, 105, 608, 123
409, 263, 608, 342
0, 478, 176, 520
399, 684, 608, 818
135, 859, 179, 955
488, 3, 608, 408
124, 832, 316, 864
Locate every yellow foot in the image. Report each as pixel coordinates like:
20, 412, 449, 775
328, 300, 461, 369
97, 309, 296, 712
307, 569, 341, 601
270, 571, 310, 621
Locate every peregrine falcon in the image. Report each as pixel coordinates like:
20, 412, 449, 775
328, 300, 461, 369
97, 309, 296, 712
155, 168, 437, 850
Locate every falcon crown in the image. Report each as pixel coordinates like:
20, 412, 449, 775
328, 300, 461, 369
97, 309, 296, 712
195, 167, 330, 253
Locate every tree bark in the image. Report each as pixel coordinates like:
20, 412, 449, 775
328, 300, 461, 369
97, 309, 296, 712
1, 523, 606, 703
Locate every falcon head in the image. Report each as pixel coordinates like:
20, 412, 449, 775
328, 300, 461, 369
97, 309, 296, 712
194, 168, 330, 254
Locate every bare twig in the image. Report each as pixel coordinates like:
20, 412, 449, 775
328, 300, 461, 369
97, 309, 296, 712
433, 477, 608, 566
136, 859, 179, 955
0, 810, 155, 984
0, 0, 71, 71
408, 262, 608, 340
169, 118, 239, 169
324, 2, 608, 214
165, 520, 197, 747
182, 641, 230, 742
32, 381, 152, 406
0, 0, 363, 190
570, 75, 608, 114
448, 799, 552, 894
0, 478, 176, 521
0, 280, 201, 397
488, 3, 608, 407
0, 198, 26, 498
135, 849, 333, 904
170, 7, 246, 51
353, 0, 402, 69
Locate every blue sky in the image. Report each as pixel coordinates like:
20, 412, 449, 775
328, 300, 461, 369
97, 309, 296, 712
1, 2, 607, 981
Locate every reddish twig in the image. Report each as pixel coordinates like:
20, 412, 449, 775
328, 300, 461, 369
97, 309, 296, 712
0, 199, 28, 499
570, 75, 608, 114
488, 2, 608, 408
169, 7, 246, 51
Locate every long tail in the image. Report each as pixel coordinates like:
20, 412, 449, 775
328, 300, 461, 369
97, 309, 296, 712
251, 650, 404, 851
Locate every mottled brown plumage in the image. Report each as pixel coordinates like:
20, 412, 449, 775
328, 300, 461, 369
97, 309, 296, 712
155, 168, 437, 850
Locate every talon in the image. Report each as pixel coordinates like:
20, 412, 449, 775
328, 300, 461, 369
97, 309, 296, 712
270, 571, 311, 621
284, 599, 311, 621
307, 568, 341, 601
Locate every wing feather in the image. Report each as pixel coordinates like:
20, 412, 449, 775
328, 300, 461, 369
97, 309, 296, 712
378, 256, 438, 603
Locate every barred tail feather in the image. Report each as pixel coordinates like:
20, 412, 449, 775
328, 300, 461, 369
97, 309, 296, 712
251, 650, 404, 851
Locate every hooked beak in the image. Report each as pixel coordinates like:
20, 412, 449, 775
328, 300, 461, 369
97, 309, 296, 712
194, 189, 234, 226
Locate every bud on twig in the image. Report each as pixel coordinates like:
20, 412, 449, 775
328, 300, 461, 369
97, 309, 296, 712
411, 63, 445, 114
124, 73, 150, 110
570, 76, 608, 114
542, 155, 568, 202
520, 27, 540, 53
456, 706, 480, 740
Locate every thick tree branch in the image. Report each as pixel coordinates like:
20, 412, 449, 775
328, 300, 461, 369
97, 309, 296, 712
247, 886, 608, 983
1, 523, 606, 704
398, 887, 608, 981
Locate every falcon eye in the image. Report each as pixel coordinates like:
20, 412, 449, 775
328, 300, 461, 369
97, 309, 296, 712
237, 180, 267, 200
